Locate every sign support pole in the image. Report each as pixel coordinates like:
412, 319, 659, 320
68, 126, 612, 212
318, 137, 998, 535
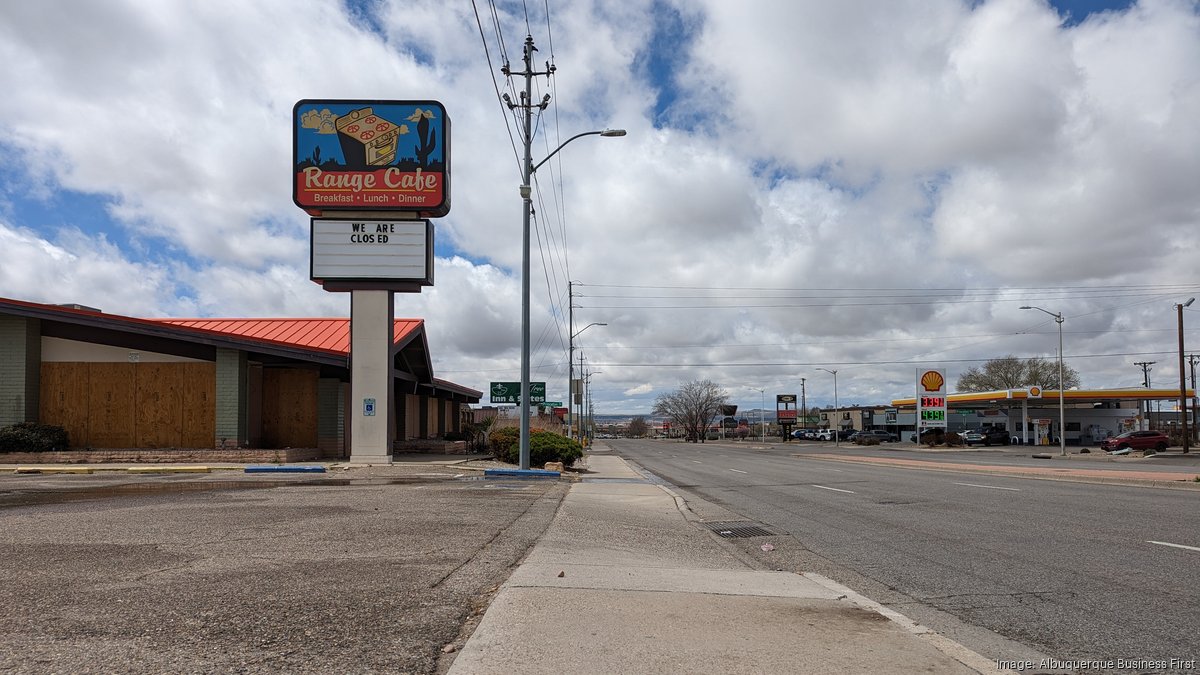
349, 290, 394, 464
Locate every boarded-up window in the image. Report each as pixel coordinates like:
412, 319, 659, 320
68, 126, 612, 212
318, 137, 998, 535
261, 368, 318, 448
40, 362, 216, 448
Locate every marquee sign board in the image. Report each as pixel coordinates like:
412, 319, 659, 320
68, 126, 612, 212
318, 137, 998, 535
310, 218, 433, 286
293, 100, 450, 217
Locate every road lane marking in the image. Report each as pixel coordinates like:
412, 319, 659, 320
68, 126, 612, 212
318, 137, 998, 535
1148, 540, 1200, 553
729, 468, 748, 474
954, 482, 1020, 491
692, 460, 703, 464
812, 485, 856, 494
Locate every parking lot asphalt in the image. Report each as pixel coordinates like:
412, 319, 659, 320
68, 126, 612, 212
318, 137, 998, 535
0, 463, 568, 674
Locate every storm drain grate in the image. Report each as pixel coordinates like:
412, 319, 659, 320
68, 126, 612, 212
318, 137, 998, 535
701, 521, 775, 538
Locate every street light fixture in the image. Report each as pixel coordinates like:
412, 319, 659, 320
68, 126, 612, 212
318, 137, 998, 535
1177, 298, 1194, 453
816, 368, 839, 446
1020, 306, 1066, 456
569, 322, 606, 440
748, 387, 766, 442
510, 39, 626, 471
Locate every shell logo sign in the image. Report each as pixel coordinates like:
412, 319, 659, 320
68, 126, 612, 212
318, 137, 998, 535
916, 368, 948, 430
920, 370, 945, 393
1028, 386, 1042, 399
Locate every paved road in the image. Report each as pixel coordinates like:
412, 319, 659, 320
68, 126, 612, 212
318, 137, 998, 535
608, 438, 1200, 673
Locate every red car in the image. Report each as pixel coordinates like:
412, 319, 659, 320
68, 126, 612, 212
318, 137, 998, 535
1099, 430, 1170, 452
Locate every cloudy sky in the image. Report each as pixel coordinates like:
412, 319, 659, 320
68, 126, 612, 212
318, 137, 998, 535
2, 0, 1198, 414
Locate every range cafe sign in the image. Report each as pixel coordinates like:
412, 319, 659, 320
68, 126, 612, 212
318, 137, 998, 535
292, 99, 450, 218
293, 99, 449, 289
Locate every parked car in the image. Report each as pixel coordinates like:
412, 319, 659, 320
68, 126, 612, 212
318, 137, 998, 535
853, 430, 898, 443
1099, 430, 1170, 453
962, 428, 1011, 446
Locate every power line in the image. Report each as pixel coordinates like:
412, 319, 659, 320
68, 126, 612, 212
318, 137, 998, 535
470, 0, 522, 173
588, 350, 1180, 369
582, 327, 1199, 352
576, 282, 1200, 293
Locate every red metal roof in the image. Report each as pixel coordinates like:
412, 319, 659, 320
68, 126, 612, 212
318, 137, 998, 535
154, 318, 423, 355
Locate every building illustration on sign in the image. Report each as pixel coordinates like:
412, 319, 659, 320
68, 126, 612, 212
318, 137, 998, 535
293, 100, 450, 217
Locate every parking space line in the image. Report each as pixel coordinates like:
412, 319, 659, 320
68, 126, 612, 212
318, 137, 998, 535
954, 482, 1020, 491
812, 485, 856, 494
1148, 540, 1200, 553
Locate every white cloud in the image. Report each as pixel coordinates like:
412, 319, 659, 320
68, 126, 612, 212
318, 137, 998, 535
0, 222, 180, 317
624, 383, 654, 396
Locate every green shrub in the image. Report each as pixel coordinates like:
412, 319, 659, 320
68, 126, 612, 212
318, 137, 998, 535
488, 426, 520, 459
855, 436, 881, 446
0, 423, 70, 453
530, 431, 583, 467
490, 428, 583, 468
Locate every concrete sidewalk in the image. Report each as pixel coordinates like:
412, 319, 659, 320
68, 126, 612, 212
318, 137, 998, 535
448, 453, 1003, 674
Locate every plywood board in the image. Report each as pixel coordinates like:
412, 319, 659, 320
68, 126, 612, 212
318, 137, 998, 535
135, 362, 183, 448
181, 363, 215, 448
88, 363, 136, 447
404, 394, 420, 441
39, 362, 90, 447
262, 368, 318, 448
427, 397, 439, 439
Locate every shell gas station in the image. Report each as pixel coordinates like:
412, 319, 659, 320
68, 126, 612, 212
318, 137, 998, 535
890, 385, 1196, 446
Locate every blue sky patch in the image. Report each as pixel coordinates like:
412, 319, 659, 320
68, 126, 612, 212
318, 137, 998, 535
1047, 0, 1137, 26
638, 1, 696, 129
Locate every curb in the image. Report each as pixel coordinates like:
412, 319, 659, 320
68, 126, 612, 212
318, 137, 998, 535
803, 572, 1015, 675
127, 466, 213, 474
13, 466, 95, 474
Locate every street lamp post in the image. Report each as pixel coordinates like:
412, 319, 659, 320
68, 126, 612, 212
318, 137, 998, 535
1176, 298, 1194, 453
508, 36, 626, 470
749, 387, 766, 442
816, 368, 839, 446
1021, 306, 1066, 456
569, 322, 606, 441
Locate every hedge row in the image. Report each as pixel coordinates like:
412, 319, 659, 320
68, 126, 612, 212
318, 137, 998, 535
0, 423, 71, 453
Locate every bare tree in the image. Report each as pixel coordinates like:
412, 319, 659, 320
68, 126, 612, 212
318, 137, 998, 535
653, 380, 729, 443
957, 355, 1080, 392
627, 416, 649, 438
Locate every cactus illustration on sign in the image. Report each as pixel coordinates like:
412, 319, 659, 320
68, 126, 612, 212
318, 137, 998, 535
408, 108, 437, 168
